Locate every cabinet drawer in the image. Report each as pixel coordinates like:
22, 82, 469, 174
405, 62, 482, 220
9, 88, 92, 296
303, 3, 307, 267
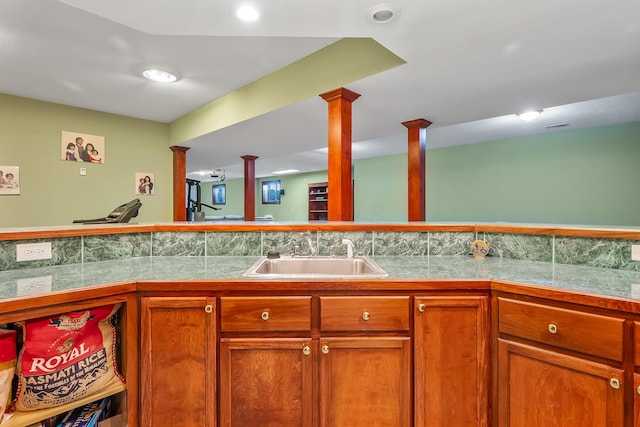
498, 298, 624, 361
221, 297, 311, 332
320, 296, 409, 332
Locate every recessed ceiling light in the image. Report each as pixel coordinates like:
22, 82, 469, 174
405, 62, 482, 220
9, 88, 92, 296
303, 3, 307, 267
369, 4, 397, 23
517, 110, 542, 122
237, 5, 259, 22
142, 69, 177, 83
272, 169, 300, 175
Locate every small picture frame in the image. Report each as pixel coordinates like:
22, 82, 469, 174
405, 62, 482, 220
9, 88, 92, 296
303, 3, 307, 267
135, 172, 155, 195
262, 179, 281, 204
0, 166, 20, 195
212, 183, 226, 205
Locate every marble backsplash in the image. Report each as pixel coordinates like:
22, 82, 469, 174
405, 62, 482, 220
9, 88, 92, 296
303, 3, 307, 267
1, 230, 640, 272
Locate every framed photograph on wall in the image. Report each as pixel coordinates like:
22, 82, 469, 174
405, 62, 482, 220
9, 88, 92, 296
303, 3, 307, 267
212, 183, 226, 205
262, 179, 281, 204
135, 172, 155, 195
61, 130, 105, 164
0, 166, 20, 195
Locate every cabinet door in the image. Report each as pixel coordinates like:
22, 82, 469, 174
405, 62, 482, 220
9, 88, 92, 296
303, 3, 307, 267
140, 297, 216, 427
498, 339, 624, 427
414, 296, 489, 427
219, 338, 314, 427
318, 337, 411, 427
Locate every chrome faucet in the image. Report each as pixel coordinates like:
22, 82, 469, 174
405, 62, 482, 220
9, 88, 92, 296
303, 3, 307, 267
342, 238, 354, 259
300, 231, 317, 256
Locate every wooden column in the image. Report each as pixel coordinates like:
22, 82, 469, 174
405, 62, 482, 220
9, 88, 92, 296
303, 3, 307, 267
241, 155, 259, 221
402, 119, 432, 221
320, 87, 361, 221
170, 146, 190, 221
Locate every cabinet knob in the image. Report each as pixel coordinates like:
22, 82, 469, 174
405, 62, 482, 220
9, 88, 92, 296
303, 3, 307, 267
637, 385, 640, 395
362, 311, 370, 321
204, 304, 213, 314
417, 303, 426, 313
547, 323, 557, 334
609, 378, 621, 389
303, 346, 311, 356
261, 311, 270, 321
321, 345, 329, 354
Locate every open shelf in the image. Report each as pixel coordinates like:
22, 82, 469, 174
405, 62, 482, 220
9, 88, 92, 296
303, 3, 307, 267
308, 182, 329, 221
4, 381, 126, 427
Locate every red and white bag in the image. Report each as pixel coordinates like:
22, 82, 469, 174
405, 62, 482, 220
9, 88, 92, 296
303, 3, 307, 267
13, 304, 124, 411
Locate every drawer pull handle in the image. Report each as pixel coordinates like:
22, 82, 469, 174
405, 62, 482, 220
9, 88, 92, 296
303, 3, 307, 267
261, 311, 270, 321
362, 311, 370, 321
637, 385, 640, 395
303, 346, 311, 356
609, 378, 621, 389
322, 345, 330, 354
204, 304, 213, 314
417, 303, 426, 313
547, 323, 558, 334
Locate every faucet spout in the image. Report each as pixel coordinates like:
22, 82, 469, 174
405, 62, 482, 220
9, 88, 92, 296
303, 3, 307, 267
300, 231, 317, 256
342, 238, 354, 259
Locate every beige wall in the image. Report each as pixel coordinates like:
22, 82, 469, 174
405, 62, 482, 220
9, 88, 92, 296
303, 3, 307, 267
0, 94, 172, 227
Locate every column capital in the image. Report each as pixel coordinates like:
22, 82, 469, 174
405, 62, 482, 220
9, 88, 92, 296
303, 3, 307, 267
241, 155, 259, 161
320, 87, 361, 103
402, 118, 432, 129
169, 145, 190, 153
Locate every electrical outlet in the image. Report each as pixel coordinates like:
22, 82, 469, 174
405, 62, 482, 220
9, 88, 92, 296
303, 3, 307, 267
17, 275, 52, 296
16, 242, 52, 262
632, 245, 640, 261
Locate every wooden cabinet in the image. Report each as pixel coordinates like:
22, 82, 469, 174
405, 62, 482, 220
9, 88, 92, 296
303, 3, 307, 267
496, 296, 626, 427
219, 295, 410, 427
140, 297, 216, 427
319, 296, 411, 427
219, 297, 312, 427
308, 182, 328, 221
414, 296, 489, 427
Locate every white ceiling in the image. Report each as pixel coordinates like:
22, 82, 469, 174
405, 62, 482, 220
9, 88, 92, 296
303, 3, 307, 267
2, 0, 640, 180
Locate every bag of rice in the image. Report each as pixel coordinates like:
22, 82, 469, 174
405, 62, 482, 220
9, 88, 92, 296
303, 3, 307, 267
0, 328, 17, 418
13, 304, 124, 411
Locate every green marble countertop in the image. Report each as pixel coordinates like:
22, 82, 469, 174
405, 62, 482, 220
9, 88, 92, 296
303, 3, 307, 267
2, 256, 640, 302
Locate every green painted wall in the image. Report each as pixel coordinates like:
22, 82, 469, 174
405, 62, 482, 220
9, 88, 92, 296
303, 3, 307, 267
427, 121, 640, 226
354, 154, 407, 222
0, 94, 172, 227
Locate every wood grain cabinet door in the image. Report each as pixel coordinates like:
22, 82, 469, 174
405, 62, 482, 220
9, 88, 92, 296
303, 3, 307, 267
140, 297, 216, 427
318, 337, 411, 427
498, 339, 624, 427
219, 338, 314, 427
634, 374, 640, 427
414, 296, 490, 427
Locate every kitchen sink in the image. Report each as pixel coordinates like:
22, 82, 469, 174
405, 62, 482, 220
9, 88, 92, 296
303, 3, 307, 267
243, 255, 388, 279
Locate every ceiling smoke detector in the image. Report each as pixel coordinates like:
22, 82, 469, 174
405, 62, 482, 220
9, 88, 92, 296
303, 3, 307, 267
369, 4, 397, 23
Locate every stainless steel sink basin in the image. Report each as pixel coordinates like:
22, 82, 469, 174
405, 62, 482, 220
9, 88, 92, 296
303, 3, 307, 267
243, 256, 388, 279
